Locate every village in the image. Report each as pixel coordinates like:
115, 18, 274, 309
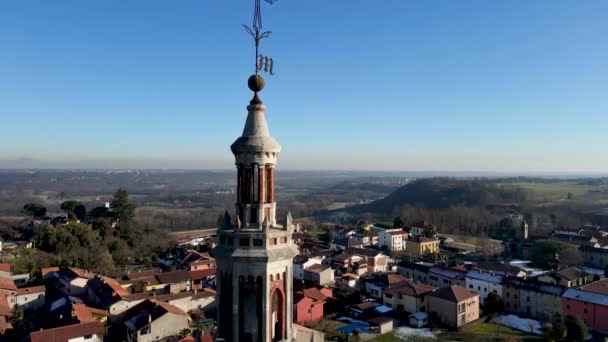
0, 209, 605, 341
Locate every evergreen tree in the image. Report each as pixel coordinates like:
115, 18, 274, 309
564, 315, 587, 341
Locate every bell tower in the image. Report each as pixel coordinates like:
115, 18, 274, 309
213, 74, 298, 342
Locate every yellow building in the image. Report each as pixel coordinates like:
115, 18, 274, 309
406, 236, 440, 259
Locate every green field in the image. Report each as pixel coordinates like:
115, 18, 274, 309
505, 181, 606, 199
326, 202, 356, 210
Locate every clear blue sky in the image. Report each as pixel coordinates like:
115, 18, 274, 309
0, 0, 606, 172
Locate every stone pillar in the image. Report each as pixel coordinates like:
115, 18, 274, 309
232, 272, 240, 342
262, 274, 269, 342
258, 165, 265, 204
266, 166, 275, 203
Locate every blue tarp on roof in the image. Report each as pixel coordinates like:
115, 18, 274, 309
336, 321, 369, 335
375, 305, 392, 313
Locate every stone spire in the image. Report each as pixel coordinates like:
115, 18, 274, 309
230, 74, 281, 229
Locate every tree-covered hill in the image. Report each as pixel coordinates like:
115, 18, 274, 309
354, 178, 531, 215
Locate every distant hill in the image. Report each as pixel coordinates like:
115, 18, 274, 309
349, 178, 530, 215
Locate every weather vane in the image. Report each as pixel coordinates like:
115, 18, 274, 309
243, 0, 277, 76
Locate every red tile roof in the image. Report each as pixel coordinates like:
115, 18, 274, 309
192, 288, 216, 300
189, 269, 216, 280
16, 285, 45, 296
156, 301, 188, 316
0, 264, 10, 273
388, 230, 407, 236
66, 267, 94, 279
30, 321, 104, 342
302, 288, 328, 302
41, 267, 60, 278
429, 285, 478, 303
306, 264, 331, 273
0, 278, 16, 291
0, 293, 11, 317
581, 279, 608, 296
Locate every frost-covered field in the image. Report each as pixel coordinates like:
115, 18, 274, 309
491, 314, 543, 335
394, 326, 438, 340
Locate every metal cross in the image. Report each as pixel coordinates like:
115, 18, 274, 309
243, 0, 278, 75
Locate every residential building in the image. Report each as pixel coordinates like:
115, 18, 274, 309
405, 237, 439, 260
30, 321, 105, 342
428, 285, 480, 328
72, 302, 109, 323
155, 271, 191, 294
503, 276, 564, 321
293, 287, 331, 325
409, 221, 431, 237
364, 274, 410, 299
472, 262, 526, 278
536, 267, 592, 288
427, 266, 467, 288
189, 269, 216, 291
304, 264, 334, 286
331, 225, 356, 240
397, 261, 432, 283
88, 276, 131, 309
562, 286, 608, 333
294, 255, 321, 281
154, 289, 216, 314
465, 270, 503, 304
353, 230, 379, 246
330, 237, 363, 251
15, 285, 46, 311
580, 245, 608, 269
340, 273, 359, 287
0, 278, 17, 310
123, 300, 189, 342
382, 280, 436, 313
346, 247, 388, 273
333, 253, 368, 276
378, 229, 408, 253
56, 267, 95, 297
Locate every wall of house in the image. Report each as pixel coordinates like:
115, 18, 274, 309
428, 274, 465, 289
429, 296, 478, 328
518, 289, 561, 321
295, 298, 323, 324
66, 333, 103, 342
137, 312, 189, 342
465, 278, 502, 305
168, 282, 189, 294
563, 297, 608, 332
428, 296, 457, 328
398, 267, 429, 284
16, 292, 45, 311
581, 248, 608, 269
503, 285, 520, 314
383, 292, 418, 313
369, 256, 387, 273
